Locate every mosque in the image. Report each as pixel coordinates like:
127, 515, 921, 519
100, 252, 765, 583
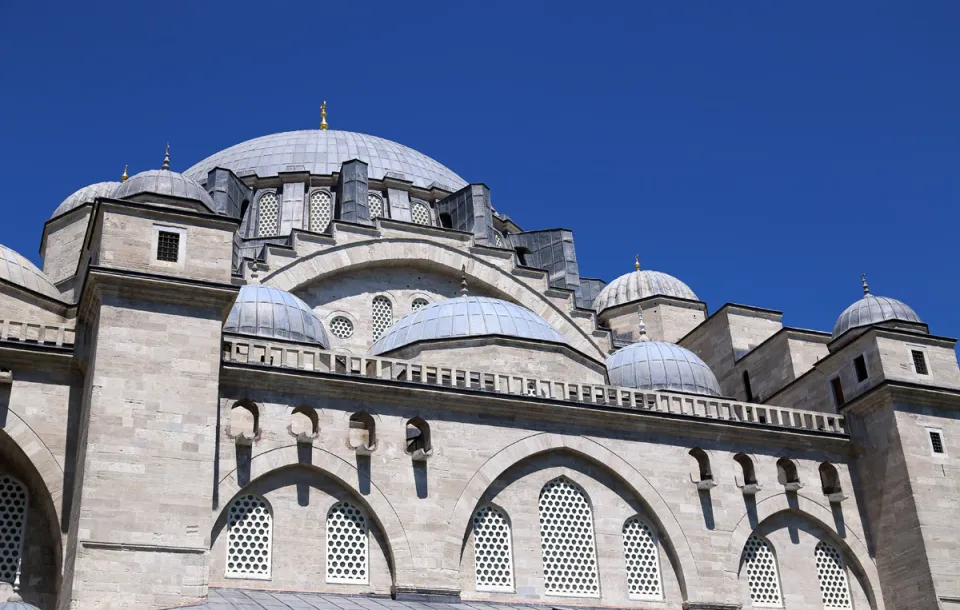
0, 104, 956, 610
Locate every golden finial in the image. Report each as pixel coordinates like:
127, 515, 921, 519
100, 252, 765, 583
861, 273, 870, 296
161, 144, 170, 170
320, 101, 328, 130
121, 164, 128, 182
634, 254, 640, 271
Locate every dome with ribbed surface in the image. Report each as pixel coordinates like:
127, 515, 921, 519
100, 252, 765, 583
113, 170, 215, 211
606, 340, 721, 396
51, 181, 120, 219
225, 285, 329, 347
0, 596, 40, 609
369, 296, 567, 356
184, 130, 468, 192
0, 244, 62, 300
593, 269, 698, 313
832, 294, 922, 339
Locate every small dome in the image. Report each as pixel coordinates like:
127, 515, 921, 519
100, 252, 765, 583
832, 294, 922, 339
113, 169, 215, 211
369, 296, 567, 356
605, 341, 722, 396
0, 595, 40, 610
0, 244, 62, 300
593, 269, 697, 313
224, 285, 329, 347
51, 181, 120, 218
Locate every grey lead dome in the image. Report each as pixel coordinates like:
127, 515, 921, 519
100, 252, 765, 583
605, 341, 722, 396
593, 269, 698, 313
183, 129, 468, 192
224, 284, 329, 347
369, 296, 567, 356
114, 169, 215, 211
51, 181, 120, 219
0, 244, 62, 301
832, 294, 922, 339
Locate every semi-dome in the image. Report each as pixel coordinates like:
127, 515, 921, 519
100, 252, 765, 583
0, 244, 62, 300
593, 267, 697, 313
184, 130, 468, 192
51, 181, 120, 219
369, 296, 567, 356
113, 169, 215, 211
606, 340, 722, 396
224, 284, 329, 347
832, 293, 922, 340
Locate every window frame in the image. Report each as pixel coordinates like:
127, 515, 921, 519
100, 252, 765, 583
224, 493, 273, 580
907, 346, 931, 377
853, 353, 869, 384
926, 427, 946, 456
829, 374, 845, 408
150, 224, 186, 268
255, 190, 281, 237
472, 504, 516, 593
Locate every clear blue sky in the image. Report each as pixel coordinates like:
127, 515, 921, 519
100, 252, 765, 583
1, 1, 957, 342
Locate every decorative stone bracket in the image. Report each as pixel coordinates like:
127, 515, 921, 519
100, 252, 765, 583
827, 491, 848, 503
411, 448, 433, 462
783, 481, 804, 492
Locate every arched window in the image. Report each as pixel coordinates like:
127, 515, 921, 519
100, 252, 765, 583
494, 232, 505, 248
538, 477, 599, 597
309, 190, 333, 233
411, 298, 429, 311
776, 458, 800, 488
405, 417, 432, 460
326, 501, 368, 584
230, 402, 259, 445
257, 192, 280, 237
623, 517, 662, 600
348, 412, 376, 454
472, 505, 514, 592
371, 296, 393, 341
819, 463, 842, 496
734, 453, 758, 486
367, 192, 384, 219
689, 448, 715, 489
0, 475, 28, 585
225, 494, 272, 579
288, 406, 318, 441
815, 541, 852, 609
740, 535, 783, 608
410, 201, 431, 226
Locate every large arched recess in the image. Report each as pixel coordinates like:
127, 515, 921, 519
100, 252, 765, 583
725, 493, 884, 610
443, 432, 701, 600
215, 443, 414, 587
261, 238, 605, 360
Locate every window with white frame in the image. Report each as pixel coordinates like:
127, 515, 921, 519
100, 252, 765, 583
309, 190, 332, 233
910, 348, 930, 376
928, 428, 946, 455
257, 192, 280, 237
225, 494, 272, 579
0, 475, 27, 585
410, 202, 431, 226
326, 501, 368, 584
371, 296, 393, 341
472, 505, 514, 592
623, 516, 662, 600
368, 193, 384, 219
538, 476, 600, 597
815, 541, 852, 609
741, 535, 783, 608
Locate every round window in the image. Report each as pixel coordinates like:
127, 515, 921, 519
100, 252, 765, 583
329, 316, 354, 339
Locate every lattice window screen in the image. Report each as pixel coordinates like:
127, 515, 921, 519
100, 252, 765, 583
225, 494, 272, 579
623, 517, 662, 600
495, 233, 505, 248
330, 316, 354, 339
472, 506, 514, 592
816, 541, 852, 609
538, 477, 600, 597
411, 298, 429, 311
411, 202, 431, 226
741, 535, 783, 608
257, 192, 280, 237
371, 296, 393, 341
368, 193, 384, 219
326, 501, 368, 584
0, 476, 27, 584
309, 190, 332, 233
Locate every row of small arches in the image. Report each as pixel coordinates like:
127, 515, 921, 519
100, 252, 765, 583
689, 449, 845, 497
328, 296, 429, 341
741, 535, 852, 609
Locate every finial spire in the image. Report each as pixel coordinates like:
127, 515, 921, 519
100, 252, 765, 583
634, 254, 640, 271
320, 101, 328, 130
636, 306, 650, 342
460, 265, 469, 296
861, 273, 870, 296
7, 559, 22, 602
121, 164, 128, 182
161, 144, 170, 170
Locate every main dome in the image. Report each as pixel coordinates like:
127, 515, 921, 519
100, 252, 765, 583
593, 269, 698, 313
184, 130, 468, 192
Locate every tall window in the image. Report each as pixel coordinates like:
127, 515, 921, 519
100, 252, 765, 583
368, 193, 384, 219
410, 202, 431, 226
815, 541, 852, 609
742, 371, 754, 402
830, 376, 845, 407
371, 296, 393, 341
257, 192, 280, 237
0, 475, 27, 585
911, 350, 929, 375
538, 477, 599, 597
853, 355, 868, 383
741, 535, 783, 608
225, 494, 272, 579
623, 517, 662, 600
309, 190, 332, 233
472, 506, 514, 592
326, 501, 368, 584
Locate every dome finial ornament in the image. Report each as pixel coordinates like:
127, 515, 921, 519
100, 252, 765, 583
161, 144, 170, 170
121, 164, 128, 182
460, 265, 469, 296
636, 306, 650, 342
861, 273, 870, 295
634, 254, 640, 271
320, 101, 328, 130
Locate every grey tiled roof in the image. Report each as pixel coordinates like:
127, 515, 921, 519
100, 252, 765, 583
51, 181, 120, 219
225, 284, 330, 347
832, 294, 922, 339
592, 270, 697, 314
183, 130, 468, 192
114, 169, 216, 211
369, 296, 567, 356
605, 340, 722, 397
0, 244, 62, 301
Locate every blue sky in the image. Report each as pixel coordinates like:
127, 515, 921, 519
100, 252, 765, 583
1, 1, 957, 341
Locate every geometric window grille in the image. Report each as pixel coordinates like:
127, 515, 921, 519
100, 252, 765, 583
741, 535, 783, 608
225, 494, 272, 579
815, 542, 851, 609
411, 298, 429, 311
911, 350, 929, 375
156, 230, 180, 262
538, 477, 600, 597
371, 296, 393, 342
929, 430, 945, 454
411, 202, 431, 226
309, 190, 333, 233
494, 232, 505, 248
257, 192, 280, 237
0, 475, 27, 585
325, 501, 368, 584
623, 517, 662, 600
368, 193, 384, 219
472, 506, 514, 592
329, 316, 354, 339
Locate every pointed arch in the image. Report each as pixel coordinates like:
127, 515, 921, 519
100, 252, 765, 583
471, 504, 514, 592
538, 475, 599, 596
224, 493, 272, 579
